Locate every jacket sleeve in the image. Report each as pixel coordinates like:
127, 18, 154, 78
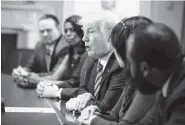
165, 99, 185, 125
51, 47, 71, 76
60, 88, 80, 100
91, 116, 133, 125
74, 57, 91, 95
123, 91, 156, 124
135, 106, 156, 125
164, 82, 185, 125
59, 54, 89, 100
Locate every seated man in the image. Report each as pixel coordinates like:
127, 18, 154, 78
65, 11, 129, 112
12, 14, 70, 87
132, 23, 185, 125
37, 11, 128, 113
78, 16, 155, 125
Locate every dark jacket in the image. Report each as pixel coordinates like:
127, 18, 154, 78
26, 35, 69, 74
61, 54, 128, 112
137, 62, 185, 125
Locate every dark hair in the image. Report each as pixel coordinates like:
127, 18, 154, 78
64, 15, 84, 38
39, 14, 60, 26
110, 16, 153, 61
131, 23, 182, 70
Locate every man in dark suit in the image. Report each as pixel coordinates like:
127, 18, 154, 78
127, 23, 185, 125
12, 14, 69, 87
64, 11, 128, 113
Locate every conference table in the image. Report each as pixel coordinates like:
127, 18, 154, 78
1, 74, 79, 125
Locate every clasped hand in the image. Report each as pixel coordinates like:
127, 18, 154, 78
77, 105, 100, 125
36, 81, 59, 98
66, 93, 94, 111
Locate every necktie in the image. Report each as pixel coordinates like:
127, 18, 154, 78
45, 47, 51, 72
94, 61, 104, 97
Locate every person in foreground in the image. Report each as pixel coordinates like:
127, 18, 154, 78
78, 16, 156, 125
128, 23, 185, 125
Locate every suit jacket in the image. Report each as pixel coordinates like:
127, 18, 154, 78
78, 54, 128, 112
137, 62, 185, 125
26, 35, 69, 74
61, 54, 128, 112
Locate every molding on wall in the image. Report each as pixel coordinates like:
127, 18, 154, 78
1, 3, 54, 49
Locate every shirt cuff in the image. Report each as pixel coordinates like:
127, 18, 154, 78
56, 88, 63, 99
85, 93, 94, 100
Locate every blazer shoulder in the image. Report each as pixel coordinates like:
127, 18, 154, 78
55, 36, 70, 54
110, 59, 122, 73
171, 78, 185, 99
35, 41, 44, 49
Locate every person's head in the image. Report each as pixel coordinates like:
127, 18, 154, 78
64, 15, 84, 45
38, 14, 60, 45
127, 23, 183, 95
111, 16, 153, 68
81, 11, 119, 59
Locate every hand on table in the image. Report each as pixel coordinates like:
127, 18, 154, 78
36, 81, 59, 98
66, 93, 94, 111
12, 66, 29, 82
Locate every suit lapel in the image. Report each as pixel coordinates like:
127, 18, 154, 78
84, 57, 98, 84
94, 54, 115, 98
50, 37, 60, 71
40, 44, 49, 72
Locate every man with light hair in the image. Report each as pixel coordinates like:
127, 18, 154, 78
64, 11, 128, 113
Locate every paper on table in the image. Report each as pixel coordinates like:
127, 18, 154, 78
5, 107, 55, 113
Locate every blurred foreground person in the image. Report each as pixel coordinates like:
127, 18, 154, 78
129, 23, 185, 125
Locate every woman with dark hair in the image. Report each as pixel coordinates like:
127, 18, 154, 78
47, 15, 86, 81
78, 16, 155, 125
36, 15, 87, 98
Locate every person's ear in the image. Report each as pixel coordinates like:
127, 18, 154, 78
140, 61, 150, 77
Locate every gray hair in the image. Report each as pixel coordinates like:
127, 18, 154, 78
80, 11, 120, 40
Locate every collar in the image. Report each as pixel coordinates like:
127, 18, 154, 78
162, 75, 173, 97
98, 50, 113, 71
46, 44, 55, 56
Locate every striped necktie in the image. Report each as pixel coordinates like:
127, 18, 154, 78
94, 61, 104, 97
45, 47, 51, 72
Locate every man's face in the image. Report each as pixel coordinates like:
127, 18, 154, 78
82, 22, 112, 58
38, 19, 60, 44
126, 35, 159, 95
64, 22, 81, 45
